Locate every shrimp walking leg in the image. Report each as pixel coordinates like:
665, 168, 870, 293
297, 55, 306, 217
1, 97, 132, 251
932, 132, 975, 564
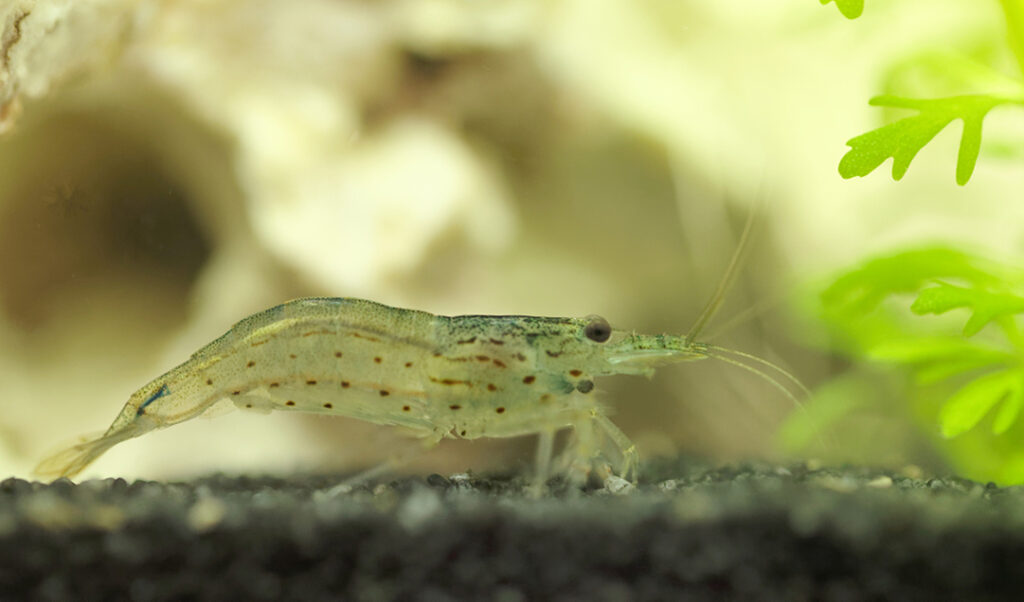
528, 428, 556, 494
592, 412, 639, 483
324, 430, 445, 496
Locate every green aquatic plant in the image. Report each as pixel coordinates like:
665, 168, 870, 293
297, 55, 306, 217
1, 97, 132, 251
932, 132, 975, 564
792, 246, 1024, 482
822, 0, 1024, 184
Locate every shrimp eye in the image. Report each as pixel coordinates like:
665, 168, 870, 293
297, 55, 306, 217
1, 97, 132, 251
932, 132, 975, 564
584, 316, 611, 343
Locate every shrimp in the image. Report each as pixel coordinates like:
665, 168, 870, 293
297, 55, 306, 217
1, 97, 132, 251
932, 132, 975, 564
33, 295, 806, 484
35, 213, 806, 485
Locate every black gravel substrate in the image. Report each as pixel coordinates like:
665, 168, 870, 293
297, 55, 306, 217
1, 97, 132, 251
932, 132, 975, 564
3, 461, 1024, 601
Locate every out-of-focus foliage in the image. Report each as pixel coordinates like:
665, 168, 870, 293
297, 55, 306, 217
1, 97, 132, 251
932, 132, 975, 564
789, 246, 1024, 483
820, 0, 864, 19
827, 0, 1024, 184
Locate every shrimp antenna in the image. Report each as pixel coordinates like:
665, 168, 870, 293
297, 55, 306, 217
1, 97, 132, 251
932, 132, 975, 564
685, 200, 759, 344
702, 343, 813, 400
699, 349, 805, 413
696, 345, 832, 451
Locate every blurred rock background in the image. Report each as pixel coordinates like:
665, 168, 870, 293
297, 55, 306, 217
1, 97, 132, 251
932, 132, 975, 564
0, 0, 1021, 480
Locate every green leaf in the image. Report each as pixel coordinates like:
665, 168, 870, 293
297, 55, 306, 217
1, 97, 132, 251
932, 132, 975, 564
867, 337, 1015, 383
866, 337, 1016, 384
838, 95, 1009, 185
993, 376, 1024, 434
821, 247, 999, 314
939, 370, 1020, 438
911, 283, 1024, 336
820, 0, 864, 19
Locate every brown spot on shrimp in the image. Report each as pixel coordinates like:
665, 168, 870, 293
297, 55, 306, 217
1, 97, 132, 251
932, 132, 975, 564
379, 390, 390, 397
493, 359, 507, 368
456, 337, 477, 345
569, 369, 582, 377
495, 406, 506, 414
247, 361, 256, 368
306, 380, 317, 385
450, 405, 462, 410
286, 400, 295, 406
523, 375, 535, 384
487, 383, 497, 392
374, 357, 382, 364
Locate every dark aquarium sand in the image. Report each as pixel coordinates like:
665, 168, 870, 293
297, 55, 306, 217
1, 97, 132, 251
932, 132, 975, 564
3, 460, 1024, 601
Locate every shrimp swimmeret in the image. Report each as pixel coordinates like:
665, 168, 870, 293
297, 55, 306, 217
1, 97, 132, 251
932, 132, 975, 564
34, 295, 805, 484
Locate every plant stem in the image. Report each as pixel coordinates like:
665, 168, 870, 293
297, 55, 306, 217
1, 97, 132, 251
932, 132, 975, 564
1000, 0, 1024, 78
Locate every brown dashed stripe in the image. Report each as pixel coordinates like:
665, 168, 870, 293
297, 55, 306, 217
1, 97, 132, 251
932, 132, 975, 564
380, 390, 390, 397
352, 332, 381, 342
269, 382, 280, 388
489, 338, 504, 345
515, 353, 527, 362
493, 359, 507, 368
546, 350, 562, 358
232, 390, 241, 396
450, 404, 462, 410
306, 380, 317, 386
456, 337, 477, 345
302, 329, 335, 337
569, 369, 582, 377
250, 340, 268, 347
430, 377, 472, 387
476, 355, 490, 362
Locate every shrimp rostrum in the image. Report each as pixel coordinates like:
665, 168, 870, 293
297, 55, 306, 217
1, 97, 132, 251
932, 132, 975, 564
35, 297, 798, 485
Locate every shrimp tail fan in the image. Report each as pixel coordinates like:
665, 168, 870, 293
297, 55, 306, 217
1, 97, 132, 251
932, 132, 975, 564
33, 427, 141, 481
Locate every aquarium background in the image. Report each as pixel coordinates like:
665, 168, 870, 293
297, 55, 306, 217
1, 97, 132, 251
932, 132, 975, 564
1, 0, 1023, 482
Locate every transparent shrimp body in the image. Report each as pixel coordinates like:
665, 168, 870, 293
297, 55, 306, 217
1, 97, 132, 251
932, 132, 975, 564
34, 297, 713, 483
